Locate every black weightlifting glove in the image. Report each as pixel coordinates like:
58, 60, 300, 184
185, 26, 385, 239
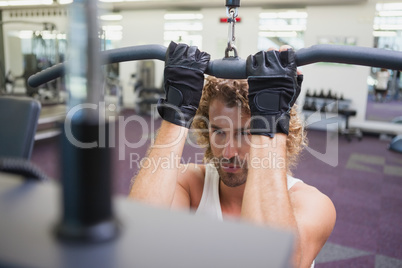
157, 41, 210, 128
246, 49, 303, 137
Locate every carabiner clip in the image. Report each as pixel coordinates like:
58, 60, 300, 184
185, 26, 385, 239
225, 7, 238, 58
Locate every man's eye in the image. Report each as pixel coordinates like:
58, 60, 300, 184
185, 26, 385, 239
213, 129, 224, 135
240, 131, 250, 136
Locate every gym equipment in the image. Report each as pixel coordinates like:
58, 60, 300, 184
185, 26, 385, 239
0, 158, 49, 181
0, 96, 47, 184
339, 109, 363, 142
0, 21, 65, 103
28, 43, 402, 88
302, 89, 363, 141
133, 60, 165, 115
303, 88, 348, 113
389, 116, 402, 153
391, 115, 402, 124
225, 0, 240, 58
0, 96, 41, 159
389, 135, 402, 153
0, 173, 294, 268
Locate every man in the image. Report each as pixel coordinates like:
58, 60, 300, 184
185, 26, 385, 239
129, 42, 336, 268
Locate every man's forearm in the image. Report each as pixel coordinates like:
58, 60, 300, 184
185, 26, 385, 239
241, 134, 301, 264
129, 120, 188, 207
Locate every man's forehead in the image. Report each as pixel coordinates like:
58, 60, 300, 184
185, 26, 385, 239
209, 116, 250, 129
209, 99, 247, 115
208, 98, 249, 126
209, 123, 249, 132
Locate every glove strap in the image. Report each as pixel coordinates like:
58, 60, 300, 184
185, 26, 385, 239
249, 114, 290, 137
157, 99, 196, 128
249, 89, 290, 137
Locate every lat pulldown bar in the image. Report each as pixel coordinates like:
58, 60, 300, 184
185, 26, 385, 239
28, 44, 402, 88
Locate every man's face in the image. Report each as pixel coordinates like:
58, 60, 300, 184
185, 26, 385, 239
208, 98, 251, 187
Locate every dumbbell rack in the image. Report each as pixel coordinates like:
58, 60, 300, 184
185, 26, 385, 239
302, 90, 353, 132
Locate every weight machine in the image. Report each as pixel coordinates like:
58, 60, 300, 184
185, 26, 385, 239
0, 20, 66, 104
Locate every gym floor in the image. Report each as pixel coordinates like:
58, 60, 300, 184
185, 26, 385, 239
31, 108, 402, 267
366, 93, 402, 122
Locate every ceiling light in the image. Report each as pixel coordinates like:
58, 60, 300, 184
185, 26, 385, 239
373, 31, 397, 37
8, 0, 52, 6
104, 31, 122, 41
99, 0, 124, 2
164, 14, 203, 20
18, 30, 33, 39
377, 3, 402, 11
102, 25, 123, 31
260, 11, 307, 19
259, 25, 306, 31
378, 10, 402, 17
374, 24, 402, 31
259, 31, 298, 37
164, 24, 202, 31
59, 0, 73, 4
100, 14, 123, 21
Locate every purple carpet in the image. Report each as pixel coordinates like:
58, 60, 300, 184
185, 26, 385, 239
31, 108, 402, 267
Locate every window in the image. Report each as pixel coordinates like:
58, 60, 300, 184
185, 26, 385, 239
373, 2, 402, 50
100, 13, 123, 49
258, 9, 307, 50
164, 12, 203, 48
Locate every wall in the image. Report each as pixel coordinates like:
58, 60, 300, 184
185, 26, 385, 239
302, 2, 376, 123
119, 9, 165, 107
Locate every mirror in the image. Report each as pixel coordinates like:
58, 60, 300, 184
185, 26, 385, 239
366, 3, 402, 124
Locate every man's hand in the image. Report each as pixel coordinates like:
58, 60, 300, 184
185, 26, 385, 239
246, 46, 303, 137
158, 41, 210, 128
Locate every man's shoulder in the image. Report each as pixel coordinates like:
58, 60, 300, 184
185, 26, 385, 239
289, 180, 328, 201
289, 180, 335, 221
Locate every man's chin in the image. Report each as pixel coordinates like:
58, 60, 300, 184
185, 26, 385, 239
218, 167, 247, 188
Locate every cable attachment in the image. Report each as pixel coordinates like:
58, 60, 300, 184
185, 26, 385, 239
225, 0, 240, 58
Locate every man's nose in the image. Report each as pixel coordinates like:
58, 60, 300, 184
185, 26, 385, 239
222, 136, 239, 159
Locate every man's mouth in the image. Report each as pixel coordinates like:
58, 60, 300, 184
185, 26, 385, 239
221, 164, 242, 173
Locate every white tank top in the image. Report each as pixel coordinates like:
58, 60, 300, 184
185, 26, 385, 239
195, 163, 303, 220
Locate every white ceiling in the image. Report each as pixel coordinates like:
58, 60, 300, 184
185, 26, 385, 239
1, 0, 368, 11
102, 0, 368, 10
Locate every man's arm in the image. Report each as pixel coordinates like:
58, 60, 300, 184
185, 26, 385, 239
242, 135, 292, 225
129, 120, 188, 207
242, 134, 336, 267
243, 46, 336, 267
289, 180, 336, 268
129, 41, 210, 207
242, 134, 303, 264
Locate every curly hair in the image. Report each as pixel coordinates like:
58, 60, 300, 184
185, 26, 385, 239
192, 76, 308, 173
